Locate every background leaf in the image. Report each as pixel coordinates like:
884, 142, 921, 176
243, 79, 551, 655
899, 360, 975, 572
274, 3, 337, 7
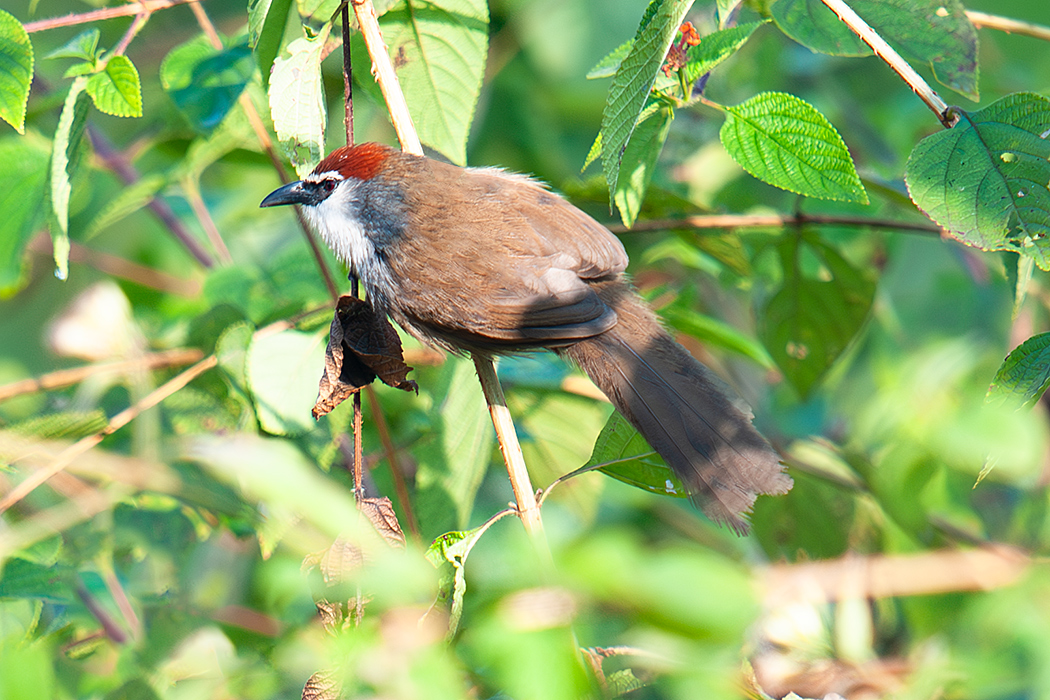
771, 0, 978, 99
905, 93, 1050, 269
163, 38, 253, 132
380, 0, 489, 165
720, 91, 868, 203
0, 10, 33, 133
0, 135, 48, 292
246, 328, 326, 435
760, 233, 876, 395
49, 76, 91, 279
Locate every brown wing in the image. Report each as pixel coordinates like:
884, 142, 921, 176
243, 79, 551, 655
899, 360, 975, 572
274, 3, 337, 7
387, 159, 628, 350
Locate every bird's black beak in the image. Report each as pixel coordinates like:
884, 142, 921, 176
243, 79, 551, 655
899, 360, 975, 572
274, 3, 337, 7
260, 180, 307, 208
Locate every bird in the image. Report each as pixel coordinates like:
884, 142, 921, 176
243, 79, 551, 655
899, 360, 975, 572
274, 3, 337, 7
261, 142, 792, 532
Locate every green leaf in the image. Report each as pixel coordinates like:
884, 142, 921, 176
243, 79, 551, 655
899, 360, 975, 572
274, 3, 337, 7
720, 91, 868, 203
44, 28, 99, 62
760, 233, 875, 395
614, 102, 673, 227
0, 135, 48, 292
715, 0, 741, 27
412, 357, 493, 540
584, 412, 687, 498
85, 55, 142, 117
681, 20, 767, 86
50, 76, 91, 279
771, 0, 978, 99
380, 0, 489, 165
163, 38, 254, 132
10, 409, 107, 439
0, 10, 33, 134
246, 328, 326, 435
426, 521, 495, 638
987, 333, 1050, 410
905, 93, 1050, 270
601, 0, 693, 209
250, 0, 292, 89
268, 28, 329, 177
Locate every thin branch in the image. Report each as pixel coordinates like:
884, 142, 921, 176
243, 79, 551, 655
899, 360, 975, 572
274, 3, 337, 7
88, 127, 216, 268
189, 0, 341, 299
182, 179, 233, 264
0, 348, 204, 403
342, 6, 354, 145
0, 354, 218, 515
609, 212, 943, 236
110, 12, 150, 57
820, 0, 955, 128
966, 10, 1050, 42
364, 386, 420, 540
350, 0, 423, 154
23, 0, 195, 32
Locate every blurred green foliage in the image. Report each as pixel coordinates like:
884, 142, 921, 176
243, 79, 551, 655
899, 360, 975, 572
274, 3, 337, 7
3, 0, 1050, 698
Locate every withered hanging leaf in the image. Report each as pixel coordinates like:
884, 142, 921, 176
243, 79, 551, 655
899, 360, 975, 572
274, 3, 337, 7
360, 496, 406, 549
313, 295, 417, 419
302, 669, 341, 700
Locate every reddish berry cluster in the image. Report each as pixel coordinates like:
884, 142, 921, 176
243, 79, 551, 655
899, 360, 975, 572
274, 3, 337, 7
662, 22, 702, 77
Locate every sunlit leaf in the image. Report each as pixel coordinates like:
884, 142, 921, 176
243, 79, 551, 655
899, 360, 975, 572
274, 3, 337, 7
905, 93, 1050, 269
601, 0, 693, 208
85, 55, 142, 117
50, 76, 91, 279
268, 28, 328, 177
585, 412, 687, 498
380, 0, 489, 165
0, 10, 33, 134
681, 20, 766, 85
249, 0, 292, 88
44, 28, 99, 62
720, 91, 868, 203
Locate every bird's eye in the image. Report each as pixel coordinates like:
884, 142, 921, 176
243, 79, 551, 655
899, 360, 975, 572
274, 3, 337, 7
321, 179, 337, 193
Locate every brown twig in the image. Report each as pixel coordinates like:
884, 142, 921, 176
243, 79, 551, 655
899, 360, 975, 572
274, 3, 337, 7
23, 0, 194, 32
111, 12, 150, 57
820, 0, 954, 128
182, 179, 233, 264
27, 235, 201, 296
189, 0, 340, 299
609, 212, 943, 236
0, 348, 204, 403
0, 354, 218, 515
364, 386, 420, 540
88, 127, 216, 268
966, 10, 1050, 42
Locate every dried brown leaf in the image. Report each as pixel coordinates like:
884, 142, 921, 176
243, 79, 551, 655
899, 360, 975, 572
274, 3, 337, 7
360, 496, 406, 549
302, 669, 341, 700
313, 295, 417, 419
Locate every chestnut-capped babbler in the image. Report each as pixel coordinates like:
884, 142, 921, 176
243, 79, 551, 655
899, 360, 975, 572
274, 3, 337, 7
261, 143, 791, 532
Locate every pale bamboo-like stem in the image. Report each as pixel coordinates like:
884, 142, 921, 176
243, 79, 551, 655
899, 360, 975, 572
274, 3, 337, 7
609, 212, 943, 236
966, 10, 1050, 42
350, 0, 424, 155
820, 0, 954, 128
473, 356, 548, 549
347, 0, 546, 545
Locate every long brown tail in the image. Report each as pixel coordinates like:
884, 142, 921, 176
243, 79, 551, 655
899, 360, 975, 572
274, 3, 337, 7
561, 280, 792, 533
